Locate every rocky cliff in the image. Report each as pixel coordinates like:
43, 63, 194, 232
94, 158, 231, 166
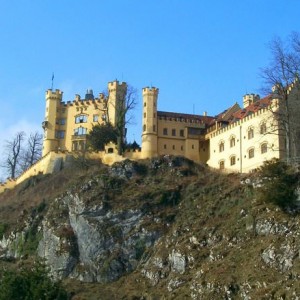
0, 156, 300, 299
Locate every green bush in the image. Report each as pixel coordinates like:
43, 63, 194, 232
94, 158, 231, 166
257, 159, 299, 209
0, 262, 69, 300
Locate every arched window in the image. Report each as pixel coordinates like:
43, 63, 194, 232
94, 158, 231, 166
75, 114, 88, 124
261, 143, 268, 154
230, 156, 236, 166
260, 122, 267, 134
248, 148, 255, 159
143, 124, 146, 132
74, 127, 87, 136
248, 127, 254, 139
230, 136, 236, 148
219, 160, 225, 170
219, 141, 225, 152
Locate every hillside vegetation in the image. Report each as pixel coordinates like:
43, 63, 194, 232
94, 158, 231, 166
0, 156, 299, 299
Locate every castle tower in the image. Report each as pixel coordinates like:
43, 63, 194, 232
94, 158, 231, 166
243, 94, 260, 108
141, 87, 159, 158
42, 89, 63, 156
107, 80, 127, 127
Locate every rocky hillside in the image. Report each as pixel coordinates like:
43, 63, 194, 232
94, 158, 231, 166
0, 156, 300, 299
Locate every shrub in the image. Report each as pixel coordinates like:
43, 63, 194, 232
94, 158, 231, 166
257, 159, 299, 209
0, 223, 8, 239
0, 262, 69, 300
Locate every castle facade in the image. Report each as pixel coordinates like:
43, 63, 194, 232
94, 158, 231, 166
2, 78, 299, 194
42, 79, 300, 173
42, 80, 127, 156
141, 80, 300, 172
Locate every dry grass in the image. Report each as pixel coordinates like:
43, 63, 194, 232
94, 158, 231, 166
0, 156, 299, 299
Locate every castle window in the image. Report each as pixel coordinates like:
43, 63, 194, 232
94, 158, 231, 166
172, 129, 176, 136
56, 118, 65, 125
219, 160, 225, 170
163, 128, 168, 135
153, 125, 156, 132
144, 112, 146, 118
153, 113, 156, 118
55, 130, 65, 139
144, 102, 146, 107
164, 144, 167, 149
260, 122, 267, 134
93, 115, 99, 122
230, 156, 236, 166
181, 146, 184, 151
230, 136, 235, 147
72, 141, 78, 151
261, 143, 268, 154
75, 114, 88, 124
172, 145, 175, 150
248, 127, 254, 139
219, 141, 225, 152
248, 148, 254, 159
143, 124, 146, 132
192, 144, 194, 149
180, 129, 184, 137
74, 127, 87, 136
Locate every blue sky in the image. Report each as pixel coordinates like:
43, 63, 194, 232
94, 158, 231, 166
0, 0, 299, 179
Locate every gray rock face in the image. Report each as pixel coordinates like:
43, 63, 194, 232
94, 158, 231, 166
37, 191, 160, 282
169, 250, 186, 274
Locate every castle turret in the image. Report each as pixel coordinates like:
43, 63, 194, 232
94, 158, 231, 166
243, 93, 260, 108
141, 87, 159, 158
42, 89, 63, 156
107, 80, 127, 127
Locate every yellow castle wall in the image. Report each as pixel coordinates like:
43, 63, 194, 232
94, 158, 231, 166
3, 80, 300, 194
207, 105, 281, 172
42, 81, 126, 156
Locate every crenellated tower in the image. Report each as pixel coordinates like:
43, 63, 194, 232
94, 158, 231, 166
107, 80, 127, 127
42, 89, 63, 156
141, 87, 159, 158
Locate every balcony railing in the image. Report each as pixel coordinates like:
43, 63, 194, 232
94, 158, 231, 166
71, 134, 87, 141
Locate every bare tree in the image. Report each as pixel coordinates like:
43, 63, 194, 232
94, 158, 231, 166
2, 132, 25, 179
260, 32, 300, 162
20, 132, 43, 171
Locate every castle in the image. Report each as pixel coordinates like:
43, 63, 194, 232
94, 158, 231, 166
142, 80, 300, 172
1, 79, 300, 193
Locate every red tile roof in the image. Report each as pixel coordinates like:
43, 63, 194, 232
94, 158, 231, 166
229, 95, 272, 123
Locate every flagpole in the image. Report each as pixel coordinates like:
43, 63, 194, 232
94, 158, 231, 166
51, 73, 54, 90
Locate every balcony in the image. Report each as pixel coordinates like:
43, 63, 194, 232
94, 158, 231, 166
71, 134, 87, 141
187, 127, 206, 139
42, 121, 49, 129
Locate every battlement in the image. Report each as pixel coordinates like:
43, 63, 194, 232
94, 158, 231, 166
142, 87, 159, 95
46, 89, 63, 97
108, 80, 127, 90
59, 91, 107, 107
243, 93, 260, 108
